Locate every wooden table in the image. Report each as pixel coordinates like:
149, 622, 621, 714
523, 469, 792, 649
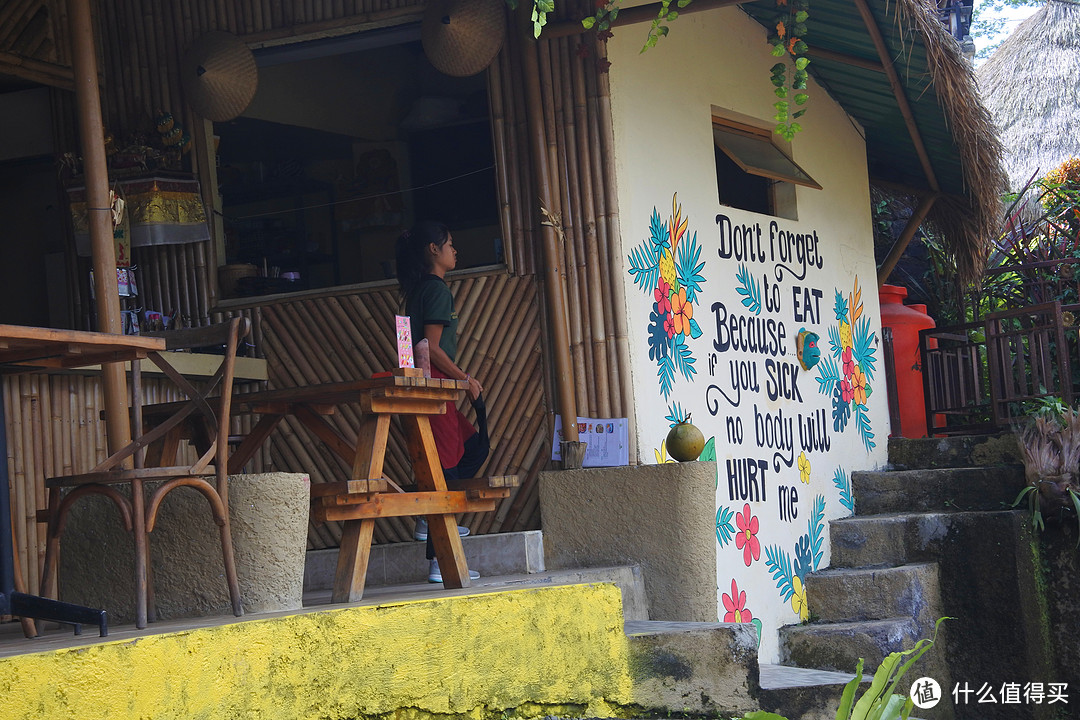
0, 324, 166, 636
225, 367, 494, 601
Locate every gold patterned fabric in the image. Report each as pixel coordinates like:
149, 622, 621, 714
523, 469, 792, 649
68, 175, 211, 254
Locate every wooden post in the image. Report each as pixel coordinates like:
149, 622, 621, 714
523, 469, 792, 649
67, 0, 131, 456
518, 15, 582, 462
877, 193, 937, 287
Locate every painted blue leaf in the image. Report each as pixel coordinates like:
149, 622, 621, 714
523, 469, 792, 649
658, 352, 676, 399
855, 402, 876, 452
735, 263, 763, 315
794, 535, 812, 579
676, 232, 706, 304
808, 494, 825, 570
628, 239, 660, 293
688, 317, 703, 339
832, 468, 855, 514
715, 506, 735, 547
834, 289, 848, 322
671, 334, 697, 381
816, 354, 841, 395
765, 544, 796, 601
853, 315, 877, 381
832, 384, 851, 431
828, 324, 843, 359
666, 402, 689, 426
650, 207, 671, 252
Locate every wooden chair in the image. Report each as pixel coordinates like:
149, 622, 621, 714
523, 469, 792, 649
38, 317, 250, 629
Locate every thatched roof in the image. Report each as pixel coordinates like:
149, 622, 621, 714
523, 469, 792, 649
742, 0, 1007, 283
977, 0, 1080, 191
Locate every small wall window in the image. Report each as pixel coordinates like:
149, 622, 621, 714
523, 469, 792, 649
712, 116, 819, 220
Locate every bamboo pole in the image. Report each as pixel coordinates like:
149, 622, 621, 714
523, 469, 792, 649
68, 0, 131, 456
518, 15, 580, 459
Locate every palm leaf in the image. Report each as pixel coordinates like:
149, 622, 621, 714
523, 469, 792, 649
829, 324, 844, 359
736, 263, 763, 315
808, 494, 825, 570
765, 544, 796, 601
628, 239, 660, 292
833, 468, 855, 513
715, 505, 735, 547
853, 316, 878, 381
676, 232, 706, 304
671, 334, 697, 381
855, 402, 876, 452
816, 354, 841, 395
834, 289, 848, 322
649, 207, 671, 252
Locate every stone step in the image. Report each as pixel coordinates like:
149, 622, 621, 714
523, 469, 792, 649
624, 620, 758, 717
779, 616, 920, 674
887, 434, 1021, 470
805, 563, 941, 624
829, 512, 954, 568
852, 465, 1024, 515
756, 664, 870, 720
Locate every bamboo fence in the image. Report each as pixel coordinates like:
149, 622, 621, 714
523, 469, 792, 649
5, 0, 637, 579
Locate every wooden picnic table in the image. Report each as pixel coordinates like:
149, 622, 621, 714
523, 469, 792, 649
225, 367, 497, 601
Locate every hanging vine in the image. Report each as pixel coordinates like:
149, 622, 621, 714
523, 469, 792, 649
768, 0, 811, 140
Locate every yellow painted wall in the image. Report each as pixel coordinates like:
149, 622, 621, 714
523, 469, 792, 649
0, 585, 633, 720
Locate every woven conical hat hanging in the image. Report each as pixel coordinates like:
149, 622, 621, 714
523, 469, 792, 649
181, 31, 258, 122
421, 0, 506, 77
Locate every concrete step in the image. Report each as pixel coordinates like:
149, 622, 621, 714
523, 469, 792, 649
852, 465, 1024, 515
829, 512, 954, 568
756, 665, 870, 720
624, 620, 758, 717
779, 616, 920, 674
806, 563, 941, 624
887, 434, 1021, 470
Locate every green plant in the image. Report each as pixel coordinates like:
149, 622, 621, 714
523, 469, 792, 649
739, 617, 950, 720
1011, 403, 1080, 542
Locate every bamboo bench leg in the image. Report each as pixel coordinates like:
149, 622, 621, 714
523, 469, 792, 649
332, 518, 375, 604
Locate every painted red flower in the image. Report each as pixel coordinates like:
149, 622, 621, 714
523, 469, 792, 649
664, 313, 676, 338
722, 578, 753, 623
842, 346, 855, 378
654, 278, 672, 314
840, 377, 854, 403
734, 503, 761, 566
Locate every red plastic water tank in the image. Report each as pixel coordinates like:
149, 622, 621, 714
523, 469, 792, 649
879, 284, 935, 438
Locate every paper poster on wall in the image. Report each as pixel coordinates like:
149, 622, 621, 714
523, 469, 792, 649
551, 416, 630, 467
396, 315, 414, 368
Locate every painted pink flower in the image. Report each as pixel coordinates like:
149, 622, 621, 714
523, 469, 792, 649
842, 346, 855, 378
840, 378, 854, 404
722, 578, 753, 623
664, 313, 676, 338
654, 278, 672, 314
734, 503, 761, 566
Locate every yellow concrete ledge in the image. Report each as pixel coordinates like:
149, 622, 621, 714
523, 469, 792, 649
0, 584, 634, 720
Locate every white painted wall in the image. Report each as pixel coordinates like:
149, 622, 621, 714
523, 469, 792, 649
607, 8, 889, 663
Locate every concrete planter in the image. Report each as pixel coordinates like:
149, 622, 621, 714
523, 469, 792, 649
59, 472, 310, 624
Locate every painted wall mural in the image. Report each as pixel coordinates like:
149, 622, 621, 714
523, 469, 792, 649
627, 193, 887, 662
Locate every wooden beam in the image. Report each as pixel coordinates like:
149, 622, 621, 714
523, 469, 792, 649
544, 0, 744, 38
877, 193, 938, 287
0, 52, 74, 91
853, 0, 940, 193
805, 46, 884, 73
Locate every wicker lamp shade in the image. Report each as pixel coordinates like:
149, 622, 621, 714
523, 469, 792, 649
181, 31, 258, 122
421, 0, 506, 77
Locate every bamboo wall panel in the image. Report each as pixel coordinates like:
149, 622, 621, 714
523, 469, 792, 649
254, 275, 548, 550
4, 372, 266, 595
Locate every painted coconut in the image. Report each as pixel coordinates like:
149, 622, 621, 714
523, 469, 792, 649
796, 327, 821, 370
666, 416, 705, 462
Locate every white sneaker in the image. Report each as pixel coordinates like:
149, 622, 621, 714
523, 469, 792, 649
413, 517, 471, 541
428, 558, 480, 583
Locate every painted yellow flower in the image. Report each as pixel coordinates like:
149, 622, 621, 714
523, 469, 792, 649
659, 248, 677, 289
791, 575, 809, 621
654, 441, 677, 464
797, 451, 811, 484
839, 320, 853, 350
851, 364, 867, 407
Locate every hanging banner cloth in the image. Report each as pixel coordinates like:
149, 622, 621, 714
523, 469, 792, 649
68, 175, 210, 255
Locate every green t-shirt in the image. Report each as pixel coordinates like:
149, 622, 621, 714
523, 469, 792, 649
406, 274, 458, 362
